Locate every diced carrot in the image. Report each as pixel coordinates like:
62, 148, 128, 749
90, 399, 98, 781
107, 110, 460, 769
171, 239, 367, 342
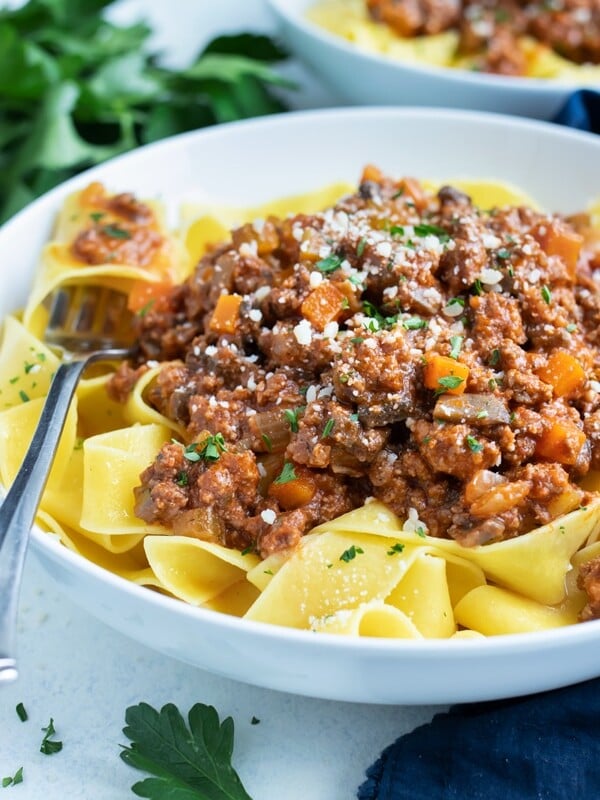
533, 224, 583, 280
423, 354, 470, 395
209, 293, 243, 335
535, 421, 586, 465
301, 281, 345, 331
268, 470, 316, 510
400, 177, 427, 210
536, 351, 585, 398
361, 164, 384, 183
79, 181, 106, 209
127, 279, 173, 314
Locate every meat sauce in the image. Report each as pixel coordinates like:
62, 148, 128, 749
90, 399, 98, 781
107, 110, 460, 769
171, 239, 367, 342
367, 0, 600, 75
109, 168, 600, 617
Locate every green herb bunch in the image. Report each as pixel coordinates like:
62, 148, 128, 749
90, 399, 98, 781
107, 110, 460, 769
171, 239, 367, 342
0, 0, 291, 223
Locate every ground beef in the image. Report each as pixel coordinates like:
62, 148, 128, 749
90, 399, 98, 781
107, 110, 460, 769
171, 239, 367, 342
578, 556, 600, 621
108, 168, 600, 560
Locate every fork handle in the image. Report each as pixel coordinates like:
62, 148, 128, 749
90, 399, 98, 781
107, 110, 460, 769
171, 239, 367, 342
0, 358, 89, 683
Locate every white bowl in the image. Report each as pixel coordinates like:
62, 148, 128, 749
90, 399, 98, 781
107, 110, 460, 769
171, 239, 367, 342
3, 107, 600, 704
268, 0, 598, 120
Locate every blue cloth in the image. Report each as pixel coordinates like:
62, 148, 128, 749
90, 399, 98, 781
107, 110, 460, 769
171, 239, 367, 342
552, 89, 600, 134
358, 678, 600, 800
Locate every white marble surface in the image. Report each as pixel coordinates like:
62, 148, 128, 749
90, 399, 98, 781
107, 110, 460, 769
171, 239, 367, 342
0, 557, 439, 799
0, 1, 440, 797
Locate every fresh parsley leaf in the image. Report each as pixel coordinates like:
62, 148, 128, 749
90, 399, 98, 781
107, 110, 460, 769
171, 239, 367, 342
15, 702, 27, 722
356, 236, 367, 258
402, 316, 427, 330
541, 285, 552, 305
315, 254, 342, 273
0, 3, 290, 223
183, 434, 227, 463
321, 418, 335, 438
466, 435, 484, 454
273, 461, 296, 485
387, 542, 405, 556
283, 407, 304, 434
414, 223, 450, 243
121, 702, 252, 800
437, 375, 464, 392
449, 335, 463, 360
339, 545, 364, 563
40, 718, 62, 755
1, 768, 23, 788
101, 224, 131, 239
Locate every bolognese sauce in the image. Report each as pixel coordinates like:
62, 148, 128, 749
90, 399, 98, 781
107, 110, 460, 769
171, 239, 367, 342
108, 167, 600, 621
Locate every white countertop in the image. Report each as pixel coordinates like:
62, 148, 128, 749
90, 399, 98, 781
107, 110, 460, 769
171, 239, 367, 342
0, 2, 441, 797
1, 557, 440, 799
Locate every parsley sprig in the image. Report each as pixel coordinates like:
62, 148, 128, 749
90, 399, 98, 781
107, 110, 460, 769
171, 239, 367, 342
0, 1, 291, 223
121, 702, 252, 800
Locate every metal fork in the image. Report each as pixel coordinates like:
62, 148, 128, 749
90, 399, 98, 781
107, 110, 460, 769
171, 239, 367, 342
0, 285, 137, 683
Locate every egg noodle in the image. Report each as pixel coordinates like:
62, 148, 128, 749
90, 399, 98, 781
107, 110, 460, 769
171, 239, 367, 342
307, 0, 600, 83
1, 180, 599, 639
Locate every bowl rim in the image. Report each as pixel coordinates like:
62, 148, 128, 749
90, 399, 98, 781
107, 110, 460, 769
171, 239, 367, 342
3, 105, 598, 658
267, 0, 599, 94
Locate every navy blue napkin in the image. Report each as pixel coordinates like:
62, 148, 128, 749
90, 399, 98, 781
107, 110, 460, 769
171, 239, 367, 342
358, 677, 600, 799
552, 89, 600, 134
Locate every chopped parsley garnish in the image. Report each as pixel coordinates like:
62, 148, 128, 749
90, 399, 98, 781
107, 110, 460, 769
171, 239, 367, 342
40, 719, 62, 755
351, 336, 364, 345
241, 545, 255, 556
403, 316, 428, 330
387, 542, 405, 556
415, 526, 426, 538
16, 703, 28, 722
392, 188, 404, 199
102, 224, 131, 240
449, 335, 463, 360
472, 278, 483, 296
356, 237, 368, 258
437, 375, 465, 392
350, 413, 360, 422
389, 225, 404, 237
182, 433, 227, 463
489, 348, 501, 367
261, 433, 273, 452
348, 274, 364, 288
2, 768, 23, 788
339, 545, 364, 563
466, 435, 484, 454
273, 461, 297, 484
414, 223, 450, 243
23, 361, 36, 374
137, 298, 156, 318
90, 211, 105, 222
251, 716, 261, 725
284, 407, 304, 433
476, 410, 489, 420
496, 248, 511, 260
541, 285, 552, 305
315, 254, 342, 273
120, 702, 252, 800
363, 300, 399, 329
446, 296, 465, 308
566, 323, 577, 333
18, 390, 30, 403
341, 296, 350, 310
322, 418, 335, 438
175, 471, 188, 487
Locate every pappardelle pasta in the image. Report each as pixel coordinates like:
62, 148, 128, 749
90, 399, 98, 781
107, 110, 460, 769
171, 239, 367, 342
2, 171, 600, 640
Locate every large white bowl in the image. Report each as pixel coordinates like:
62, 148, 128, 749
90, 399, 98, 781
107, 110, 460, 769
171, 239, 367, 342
268, 0, 599, 119
3, 108, 600, 704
